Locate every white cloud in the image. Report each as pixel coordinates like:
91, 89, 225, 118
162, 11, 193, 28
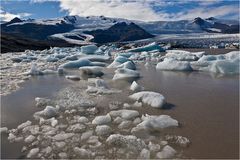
173, 5, 239, 20
0, 8, 31, 21
58, 0, 239, 21
59, 0, 162, 22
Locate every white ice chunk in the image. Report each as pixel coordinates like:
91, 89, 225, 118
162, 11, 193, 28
95, 125, 112, 136
156, 58, 192, 71
129, 91, 166, 108
156, 145, 176, 159
34, 106, 58, 119
27, 148, 39, 158
24, 135, 35, 143
81, 130, 93, 141
28, 63, 43, 75
17, 121, 32, 130
60, 58, 92, 68
109, 109, 139, 120
113, 68, 140, 80
117, 61, 136, 70
107, 56, 129, 68
130, 81, 144, 92
131, 115, 178, 135
92, 114, 111, 125
139, 148, 150, 159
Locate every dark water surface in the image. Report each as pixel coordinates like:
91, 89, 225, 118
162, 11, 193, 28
1, 65, 239, 159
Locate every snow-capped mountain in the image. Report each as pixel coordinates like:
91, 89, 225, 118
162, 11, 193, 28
1, 15, 239, 52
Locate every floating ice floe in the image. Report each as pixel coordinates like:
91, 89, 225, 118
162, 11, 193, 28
156, 58, 193, 71
34, 106, 58, 119
129, 91, 166, 108
113, 68, 140, 80
65, 75, 81, 81
81, 44, 98, 54
130, 81, 144, 92
131, 115, 178, 135
156, 145, 176, 159
191, 51, 239, 74
60, 59, 92, 68
107, 56, 130, 68
109, 109, 139, 120
127, 42, 165, 52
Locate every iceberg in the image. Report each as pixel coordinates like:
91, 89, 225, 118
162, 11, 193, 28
128, 42, 165, 52
107, 56, 129, 68
113, 68, 140, 80
209, 59, 239, 74
117, 61, 136, 70
156, 58, 193, 71
81, 44, 98, 54
60, 59, 92, 69
130, 81, 144, 92
131, 115, 178, 135
129, 91, 165, 108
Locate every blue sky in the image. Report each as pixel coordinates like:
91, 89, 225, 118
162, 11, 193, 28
0, 0, 239, 22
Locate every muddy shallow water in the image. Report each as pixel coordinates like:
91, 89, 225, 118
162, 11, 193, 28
1, 64, 239, 159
